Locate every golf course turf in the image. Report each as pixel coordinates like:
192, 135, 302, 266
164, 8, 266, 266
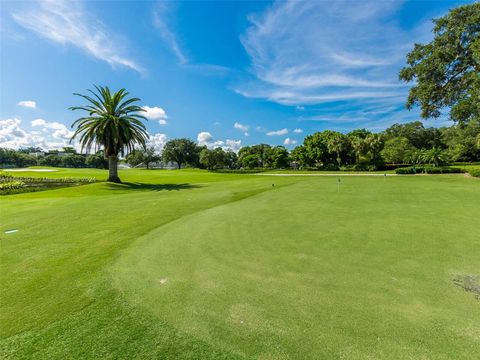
1, 169, 479, 359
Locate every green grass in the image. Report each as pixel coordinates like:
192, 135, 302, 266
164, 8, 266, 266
1, 168, 479, 359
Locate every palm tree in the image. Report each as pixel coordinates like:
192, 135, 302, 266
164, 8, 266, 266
70, 86, 148, 183
421, 147, 448, 167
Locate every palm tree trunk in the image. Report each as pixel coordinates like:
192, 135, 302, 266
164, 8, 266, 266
107, 155, 121, 183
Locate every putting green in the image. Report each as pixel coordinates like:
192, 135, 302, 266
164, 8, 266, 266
1, 169, 479, 359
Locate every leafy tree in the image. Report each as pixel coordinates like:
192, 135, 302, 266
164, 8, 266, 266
270, 146, 290, 168
224, 150, 238, 169
162, 138, 197, 169
441, 119, 480, 161
199, 147, 226, 170
62, 146, 77, 154
421, 147, 448, 167
126, 147, 161, 169
70, 85, 148, 182
399, 3, 480, 122
39, 154, 62, 167
290, 145, 310, 168
238, 144, 272, 168
380, 137, 416, 164
61, 154, 86, 168
384, 121, 443, 149
241, 154, 261, 169
364, 133, 384, 163
86, 151, 108, 169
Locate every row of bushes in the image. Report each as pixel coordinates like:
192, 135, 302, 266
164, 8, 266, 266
0, 181, 25, 191
211, 168, 268, 174
0, 174, 96, 184
467, 168, 480, 177
395, 166, 464, 174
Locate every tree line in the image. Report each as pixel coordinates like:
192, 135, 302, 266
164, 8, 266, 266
4, 119, 478, 170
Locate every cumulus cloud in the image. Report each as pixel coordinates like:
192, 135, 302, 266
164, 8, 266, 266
196, 131, 242, 152
266, 128, 288, 136
31, 118, 74, 139
284, 138, 297, 145
0, 118, 73, 149
12, 0, 142, 72
147, 133, 168, 152
142, 106, 168, 125
17, 100, 37, 109
197, 131, 214, 146
293, 128, 303, 133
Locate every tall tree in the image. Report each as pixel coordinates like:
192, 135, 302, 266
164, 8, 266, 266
399, 3, 480, 122
126, 147, 161, 169
70, 86, 148, 182
162, 138, 197, 169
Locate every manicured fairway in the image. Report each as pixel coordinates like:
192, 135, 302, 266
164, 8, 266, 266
1, 169, 479, 359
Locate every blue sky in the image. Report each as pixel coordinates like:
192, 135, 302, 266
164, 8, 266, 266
0, 0, 473, 152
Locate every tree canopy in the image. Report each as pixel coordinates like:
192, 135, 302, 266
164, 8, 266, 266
399, 3, 480, 122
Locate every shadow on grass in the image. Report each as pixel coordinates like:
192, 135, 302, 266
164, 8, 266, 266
106, 182, 202, 192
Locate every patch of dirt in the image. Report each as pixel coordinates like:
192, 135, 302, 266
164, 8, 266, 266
453, 275, 480, 300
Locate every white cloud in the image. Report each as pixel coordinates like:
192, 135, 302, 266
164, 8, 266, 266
0, 118, 73, 150
17, 100, 37, 109
197, 131, 214, 146
196, 131, 242, 152
148, 133, 168, 152
238, 0, 421, 114
31, 118, 74, 139
284, 138, 297, 145
31, 118, 46, 127
234, 122, 249, 132
234, 122, 250, 136
12, 0, 142, 73
152, 2, 187, 65
293, 128, 303, 133
142, 106, 168, 125
266, 128, 288, 136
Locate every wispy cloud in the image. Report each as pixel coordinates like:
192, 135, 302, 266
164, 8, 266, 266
12, 0, 142, 73
152, 1, 230, 75
266, 128, 288, 136
238, 0, 416, 106
284, 138, 297, 145
234, 122, 250, 136
17, 100, 37, 109
152, 1, 188, 65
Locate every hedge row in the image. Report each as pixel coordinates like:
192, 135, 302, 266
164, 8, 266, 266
467, 168, 480, 177
395, 166, 463, 174
211, 169, 267, 174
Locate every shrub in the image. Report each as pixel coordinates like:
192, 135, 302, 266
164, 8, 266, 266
423, 167, 462, 174
395, 166, 421, 174
0, 181, 25, 191
467, 168, 480, 177
395, 166, 463, 174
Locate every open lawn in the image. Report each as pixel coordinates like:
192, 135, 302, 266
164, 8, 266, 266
1, 169, 479, 359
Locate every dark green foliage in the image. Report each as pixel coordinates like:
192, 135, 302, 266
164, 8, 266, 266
467, 167, 480, 177
126, 147, 161, 169
399, 3, 480, 122
395, 166, 463, 174
162, 138, 199, 169
199, 147, 226, 170
86, 151, 109, 169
